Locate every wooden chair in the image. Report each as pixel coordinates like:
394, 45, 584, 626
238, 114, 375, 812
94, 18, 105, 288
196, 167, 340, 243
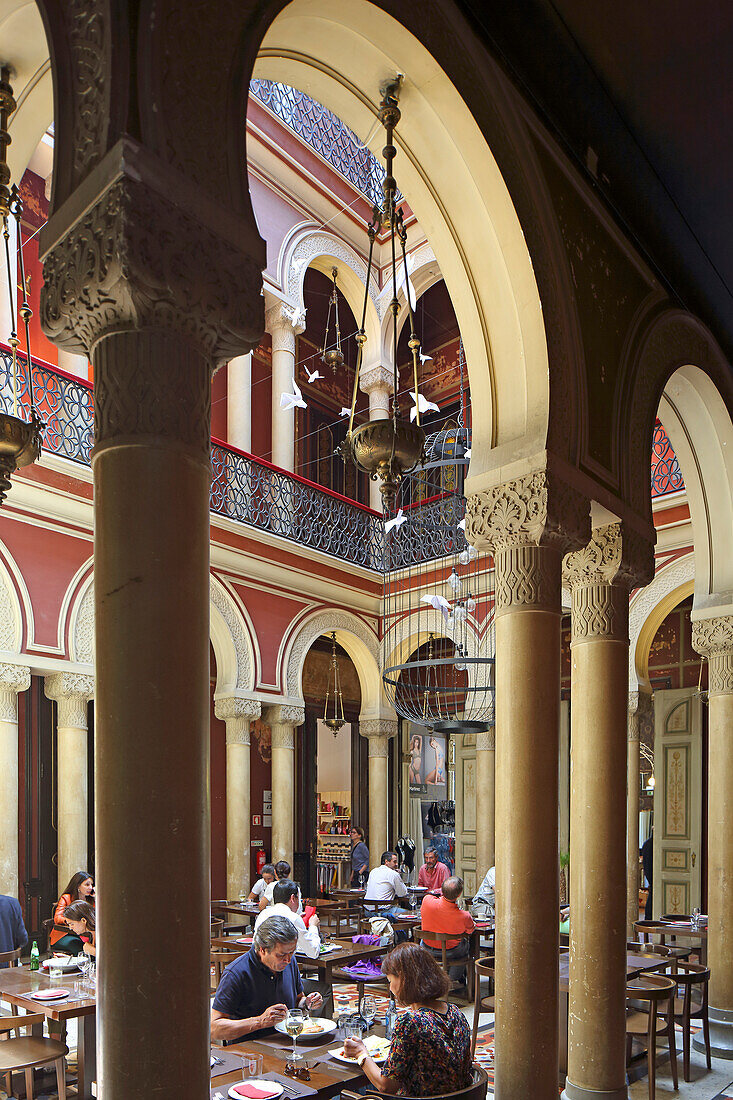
210, 917, 225, 938
625, 974, 678, 1100
414, 930, 473, 1002
0, 1012, 68, 1100
210, 946, 247, 990
341, 1064, 488, 1100
318, 905, 358, 937
0, 947, 23, 967
470, 956, 494, 1056
673, 961, 711, 1081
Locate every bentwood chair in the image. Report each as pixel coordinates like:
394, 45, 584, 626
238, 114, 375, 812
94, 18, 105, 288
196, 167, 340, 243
625, 975, 678, 1100
0, 947, 22, 967
470, 956, 495, 1056
673, 961, 711, 1080
341, 1064, 489, 1100
0, 1012, 68, 1100
414, 930, 473, 1002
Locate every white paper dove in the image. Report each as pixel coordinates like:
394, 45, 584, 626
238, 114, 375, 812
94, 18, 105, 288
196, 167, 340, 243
385, 508, 407, 534
280, 380, 307, 411
340, 407, 351, 418
464, 447, 472, 459
305, 366, 323, 383
458, 518, 466, 532
421, 592, 452, 622
285, 305, 307, 329
419, 352, 433, 365
410, 393, 440, 422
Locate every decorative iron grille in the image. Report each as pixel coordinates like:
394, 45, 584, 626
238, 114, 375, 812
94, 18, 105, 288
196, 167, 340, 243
651, 418, 685, 497
250, 80, 392, 209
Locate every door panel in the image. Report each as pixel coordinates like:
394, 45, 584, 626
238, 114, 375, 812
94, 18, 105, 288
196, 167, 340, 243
653, 689, 702, 916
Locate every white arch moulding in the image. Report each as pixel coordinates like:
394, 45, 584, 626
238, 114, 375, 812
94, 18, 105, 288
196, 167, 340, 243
0, 0, 53, 184
254, 0, 550, 489
0, 541, 26, 656
628, 553, 695, 691
282, 607, 382, 715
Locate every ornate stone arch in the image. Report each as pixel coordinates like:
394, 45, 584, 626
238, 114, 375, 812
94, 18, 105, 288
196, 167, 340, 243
628, 553, 695, 691
283, 608, 381, 713
70, 570, 95, 665
623, 309, 733, 608
0, 545, 24, 654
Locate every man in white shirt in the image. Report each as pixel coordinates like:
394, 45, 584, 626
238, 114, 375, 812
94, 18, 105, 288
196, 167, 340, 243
364, 851, 410, 921
474, 865, 495, 917
254, 880, 332, 1015
254, 880, 320, 959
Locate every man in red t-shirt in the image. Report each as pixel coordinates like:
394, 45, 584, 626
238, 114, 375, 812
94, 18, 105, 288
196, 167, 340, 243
420, 876, 475, 980
417, 848, 449, 891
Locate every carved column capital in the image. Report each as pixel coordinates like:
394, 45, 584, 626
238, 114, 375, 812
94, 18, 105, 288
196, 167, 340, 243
628, 691, 654, 742
0, 664, 31, 723
476, 728, 496, 752
368, 736, 389, 759
265, 303, 305, 350
40, 141, 265, 370
216, 696, 259, 747
563, 523, 655, 642
359, 364, 394, 396
466, 469, 589, 614
359, 718, 399, 740
265, 703, 306, 729
45, 672, 95, 730
692, 615, 733, 694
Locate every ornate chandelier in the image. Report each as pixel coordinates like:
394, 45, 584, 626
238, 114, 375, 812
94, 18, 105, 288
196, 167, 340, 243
0, 66, 44, 504
339, 78, 425, 510
323, 631, 346, 736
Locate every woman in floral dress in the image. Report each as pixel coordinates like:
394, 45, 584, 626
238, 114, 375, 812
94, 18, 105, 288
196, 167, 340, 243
343, 942, 473, 1095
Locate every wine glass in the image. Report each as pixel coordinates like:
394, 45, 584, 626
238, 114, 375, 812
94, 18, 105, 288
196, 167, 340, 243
361, 996, 377, 1029
285, 1007, 306, 1061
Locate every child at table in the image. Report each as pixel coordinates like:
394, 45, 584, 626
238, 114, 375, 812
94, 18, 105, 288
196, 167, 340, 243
64, 901, 96, 957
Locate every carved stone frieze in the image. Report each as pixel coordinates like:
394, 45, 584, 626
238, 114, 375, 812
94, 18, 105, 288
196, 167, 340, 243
45, 672, 95, 729
367, 736, 389, 759
0, 664, 31, 723
210, 578, 254, 690
286, 613, 378, 699
492, 544, 562, 614
223, 720, 252, 748
41, 170, 264, 368
359, 718, 398, 741
476, 729, 496, 752
285, 233, 381, 319
692, 616, 733, 694
215, 696, 261, 723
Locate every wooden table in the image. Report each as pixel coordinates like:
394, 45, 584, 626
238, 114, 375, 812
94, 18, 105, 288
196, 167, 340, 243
213, 902, 261, 922
296, 938, 386, 987
658, 920, 708, 963
558, 951, 670, 1075
0, 964, 96, 1099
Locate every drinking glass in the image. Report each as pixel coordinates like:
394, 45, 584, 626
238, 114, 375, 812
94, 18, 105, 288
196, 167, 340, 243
285, 1007, 306, 1061
49, 957, 63, 981
240, 1052, 262, 1081
361, 997, 377, 1028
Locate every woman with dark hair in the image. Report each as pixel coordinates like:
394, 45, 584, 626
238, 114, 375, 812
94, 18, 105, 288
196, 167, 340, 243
350, 826, 370, 887
344, 943, 472, 1095
50, 871, 94, 953
64, 901, 96, 956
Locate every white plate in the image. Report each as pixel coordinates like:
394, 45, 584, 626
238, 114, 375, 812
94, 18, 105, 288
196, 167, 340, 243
329, 1044, 389, 1066
227, 1081, 283, 1100
274, 1018, 337, 1039
42, 958, 82, 972
30, 989, 70, 1001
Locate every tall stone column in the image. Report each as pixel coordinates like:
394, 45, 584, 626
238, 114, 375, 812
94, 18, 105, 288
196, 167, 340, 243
45, 672, 95, 893
0, 664, 31, 897
228, 353, 252, 452
626, 692, 652, 936
359, 365, 394, 511
360, 717, 398, 862
562, 525, 653, 1100
215, 696, 261, 899
466, 469, 589, 1100
40, 135, 264, 1100
476, 727, 496, 878
267, 304, 305, 472
265, 704, 305, 867
692, 614, 733, 1058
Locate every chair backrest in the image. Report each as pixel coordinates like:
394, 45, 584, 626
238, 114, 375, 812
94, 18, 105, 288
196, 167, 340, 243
0, 1012, 47, 1034
210, 918, 225, 938
0, 946, 23, 967
414, 929, 469, 973
346, 1064, 489, 1100
626, 974, 676, 1006
474, 956, 494, 982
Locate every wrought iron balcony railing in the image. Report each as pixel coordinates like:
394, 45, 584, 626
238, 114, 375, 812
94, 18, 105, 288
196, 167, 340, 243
651, 418, 685, 497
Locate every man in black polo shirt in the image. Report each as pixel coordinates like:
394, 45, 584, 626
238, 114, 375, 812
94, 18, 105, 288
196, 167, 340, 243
211, 915, 323, 1042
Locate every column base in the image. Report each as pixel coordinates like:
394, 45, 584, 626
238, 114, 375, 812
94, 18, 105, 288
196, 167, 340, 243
562, 1079, 628, 1100
694, 1005, 733, 1059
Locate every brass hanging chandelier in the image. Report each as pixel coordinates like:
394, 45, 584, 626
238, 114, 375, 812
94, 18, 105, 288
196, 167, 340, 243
321, 267, 345, 374
323, 631, 346, 736
0, 66, 44, 504
339, 77, 425, 510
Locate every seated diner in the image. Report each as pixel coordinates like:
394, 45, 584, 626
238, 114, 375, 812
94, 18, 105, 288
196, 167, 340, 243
420, 876, 475, 981
64, 900, 96, 956
210, 915, 323, 1042
248, 863, 276, 903
51, 871, 95, 955
417, 847, 449, 892
344, 942, 473, 1095
259, 860, 303, 912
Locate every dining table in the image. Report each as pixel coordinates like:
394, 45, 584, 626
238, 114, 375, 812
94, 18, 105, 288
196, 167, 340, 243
0, 963, 96, 1100
658, 919, 708, 964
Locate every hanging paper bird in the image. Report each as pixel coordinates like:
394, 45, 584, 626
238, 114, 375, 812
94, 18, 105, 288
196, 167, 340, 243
458, 518, 466, 532
280, 380, 307, 411
410, 393, 440, 422
421, 592, 452, 623
385, 509, 407, 534
304, 366, 323, 383
285, 305, 307, 329
418, 351, 433, 365
339, 407, 351, 418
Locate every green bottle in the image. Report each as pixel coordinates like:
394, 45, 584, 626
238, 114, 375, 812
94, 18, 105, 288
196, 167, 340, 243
29, 940, 39, 971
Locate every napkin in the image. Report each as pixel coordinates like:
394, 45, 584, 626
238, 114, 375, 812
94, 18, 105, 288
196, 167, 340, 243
230, 1085, 281, 1099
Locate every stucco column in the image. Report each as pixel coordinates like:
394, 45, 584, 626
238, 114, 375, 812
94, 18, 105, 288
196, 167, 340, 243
360, 717, 398, 863
466, 469, 589, 1100
215, 696, 261, 899
57, 349, 88, 377
228, 353, 252, 452
45, 672, 95, 894
561, 525, 652, 1100
626, 692, 652, 936
267, 304, 305, 472
476, 727, 496, 878
692, 614, 733, 1057
0, 663, 31, 897
265, 704, 305, 867
359, 365, 394, 511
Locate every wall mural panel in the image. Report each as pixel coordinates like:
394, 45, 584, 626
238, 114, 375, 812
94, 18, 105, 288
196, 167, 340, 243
663, 743, 690, 840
